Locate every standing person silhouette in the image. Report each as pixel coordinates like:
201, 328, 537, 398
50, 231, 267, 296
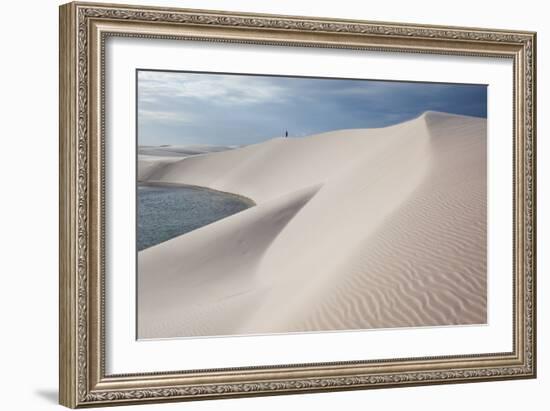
285, 130, 288, 138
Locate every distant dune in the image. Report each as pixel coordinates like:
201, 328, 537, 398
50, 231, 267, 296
138, 144, 236, 157
137, 111, 487, 339
137, 145, 235, 181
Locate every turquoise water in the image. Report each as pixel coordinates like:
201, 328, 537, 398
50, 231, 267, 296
137, 184, 253, 251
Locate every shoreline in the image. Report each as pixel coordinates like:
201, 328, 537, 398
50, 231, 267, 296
138, 181, 257, 207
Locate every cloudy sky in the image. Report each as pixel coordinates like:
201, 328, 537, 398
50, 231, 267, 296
137, 70, 487, 147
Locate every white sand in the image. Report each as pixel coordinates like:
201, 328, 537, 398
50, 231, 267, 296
137, 145, 234, 181
137, 111, 487, 338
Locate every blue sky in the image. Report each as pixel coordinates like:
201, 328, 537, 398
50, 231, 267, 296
137, 70, 487, 146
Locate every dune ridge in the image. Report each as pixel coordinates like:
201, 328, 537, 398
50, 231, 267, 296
137, 111, 487, 338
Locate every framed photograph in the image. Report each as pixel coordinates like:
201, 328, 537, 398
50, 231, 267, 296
59, 2, 537, 408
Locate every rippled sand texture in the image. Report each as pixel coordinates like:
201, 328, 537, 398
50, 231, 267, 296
137, 111, 487, 338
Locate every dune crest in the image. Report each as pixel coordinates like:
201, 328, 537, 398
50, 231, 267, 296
138, 111, 487, 338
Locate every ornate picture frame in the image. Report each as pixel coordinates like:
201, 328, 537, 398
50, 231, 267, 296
59, 1, 536, 408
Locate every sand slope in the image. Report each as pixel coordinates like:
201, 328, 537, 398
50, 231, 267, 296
138, 111, 487, 338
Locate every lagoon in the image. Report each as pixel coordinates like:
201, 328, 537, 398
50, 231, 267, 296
137, 184, 253, 251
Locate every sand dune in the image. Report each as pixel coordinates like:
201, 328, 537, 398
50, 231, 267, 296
138, 145, 234, 181
138, 144, 235, 157
137, 111, 487, 338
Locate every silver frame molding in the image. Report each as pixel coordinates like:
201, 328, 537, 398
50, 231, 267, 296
59, 2, 537, 408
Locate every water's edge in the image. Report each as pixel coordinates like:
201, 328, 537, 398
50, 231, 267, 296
139, 181, 256, 207
137, 183, 255, 251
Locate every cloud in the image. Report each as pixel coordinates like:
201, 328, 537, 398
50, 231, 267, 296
137, 70, 487, 146
138, 109, 193, 124
138, 71, 287, 106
